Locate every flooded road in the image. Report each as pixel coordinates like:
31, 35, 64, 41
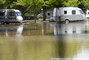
0, 21, 89, 60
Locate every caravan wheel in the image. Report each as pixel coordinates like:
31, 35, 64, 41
1, 22, 5, 25
65, 19, 69, 24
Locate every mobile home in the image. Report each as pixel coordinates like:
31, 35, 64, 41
52, 7, 86, 23
86, 9, 89, 20
0, 9, 23, 24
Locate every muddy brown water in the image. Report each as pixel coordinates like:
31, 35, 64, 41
0, 21, 89, 60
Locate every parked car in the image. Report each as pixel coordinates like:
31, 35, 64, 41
53, 7, 86, 23
0, 9, 23, 24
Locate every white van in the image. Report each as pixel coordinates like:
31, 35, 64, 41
0, 9, 23, 24
86, 9, 89, 20
52, 7, 86, 23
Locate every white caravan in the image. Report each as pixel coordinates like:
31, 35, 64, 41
86, 9, 89, 20
53, 7, 86, 23
0, 9, 23, 24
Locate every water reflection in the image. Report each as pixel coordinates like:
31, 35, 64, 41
48, 22, 86, 35
16, 24, 24, 36
0, 24, 24, 36
0, 21, 89, 60
42, 22, 89, 59
0, 21, 88, 36
73, 48, 89, 60
55, 23, 84, 35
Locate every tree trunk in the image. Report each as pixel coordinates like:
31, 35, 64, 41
34, 9, 36, 23
20, 7, 27, 20
43, 6, 46, 21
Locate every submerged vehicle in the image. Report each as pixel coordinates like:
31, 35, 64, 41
52, 7, 86, 23
0, 9, 23, 24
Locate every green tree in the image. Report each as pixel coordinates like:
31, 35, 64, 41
0, 0, 17, 9
15, 0, 31, 18
16, 0, 44, 21
79, 0, 89, 10
63, 0, 80, 7
29, 0, 43, 22
0, 0, 6, 8
48, 0, 64, 8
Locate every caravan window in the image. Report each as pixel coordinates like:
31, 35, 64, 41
64, 11, 67, 14
72, 10, 76, 14
8, 11, 15, 16
88, 12, 89, 14
79, 10, 84, 14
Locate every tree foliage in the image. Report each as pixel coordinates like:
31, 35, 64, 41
63, 0, 80, 7
0, 0, 89, 10
80, 0, 89, 9
16, 0, 43, 11
0, 0, 17, 8
0, 0, 89, 16
47, 0, 64, 8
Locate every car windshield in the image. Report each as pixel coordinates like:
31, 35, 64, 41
16, 12, 21, 16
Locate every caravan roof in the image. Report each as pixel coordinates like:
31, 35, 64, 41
59, 7, 81, 10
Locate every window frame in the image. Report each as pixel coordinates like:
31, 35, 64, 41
64, 10, 67, 14
72, 10, 76, 15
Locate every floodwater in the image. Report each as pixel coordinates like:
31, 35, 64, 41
0, 20, 89, 60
